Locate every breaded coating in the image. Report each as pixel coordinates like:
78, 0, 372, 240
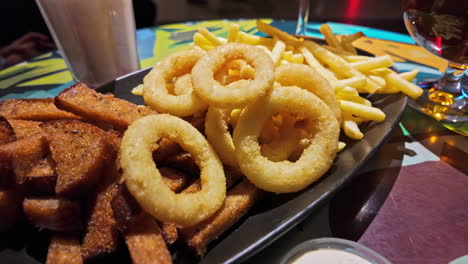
55, 83, 156, 130
125, 213, 172, 264
81, 161, 121, 260
40, 120, 109, 197
23, 198, 82, 232
0, 98, 80, 121
180, 179, 262, 256
46, 233, 83, 264
0, 187, 23, 231
0, 116, 15, 145
0, 136, 49, 186
8, 119, 43, 139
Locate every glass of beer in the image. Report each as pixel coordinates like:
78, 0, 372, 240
35, 0, 140, 88
403, 0, 467, 123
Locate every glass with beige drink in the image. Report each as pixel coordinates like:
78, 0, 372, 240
35, 0, 139, 88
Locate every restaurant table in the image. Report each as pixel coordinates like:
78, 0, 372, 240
0, 19, 467, 264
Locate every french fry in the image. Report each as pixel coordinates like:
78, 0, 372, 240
256, 20, 303, 47
271, 39, 286, 66
335, 86, 360, 97
339, 100, 386, 122
198, 27, 224, 46
340, 35, 358, 54
193, 32, 213, 51
338, 141, 347, 152
319, 24, 342, 49
350, 55, 393, 72
398, 69, 419, 82
336, 93, 372, 106
299, 46, 338, 85
237, 32, 274, 46
322, 45, 354, 55
342, 120, 363, 140
291, 53, 304, 64
227, 23, 240, 42
335, 76, 366, 89
382, 71, 423, 99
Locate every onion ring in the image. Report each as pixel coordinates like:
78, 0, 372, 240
121, 114, 226, 226
191, 43, 275, 108
233, 86, 340, 193
275, 63, 342, 123
143, 48, 208, 117
204, 107, 238, 168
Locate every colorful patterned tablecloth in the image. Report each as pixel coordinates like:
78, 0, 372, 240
0, 19, 466, 264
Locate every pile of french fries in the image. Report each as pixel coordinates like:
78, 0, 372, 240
192, 21, 422, 140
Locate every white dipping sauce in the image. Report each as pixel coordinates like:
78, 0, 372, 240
292, 249, 372, 264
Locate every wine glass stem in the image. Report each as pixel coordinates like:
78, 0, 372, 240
296, 0, 310, 35
436, 63, 467, 94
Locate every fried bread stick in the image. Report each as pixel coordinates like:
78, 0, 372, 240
160, 166, 243, 245
55, 83, 156, 131
40, 120, 109, 197
23, 198, 82, 232
125, 213, 173, 264
0, 98, 80, 120
46, 233, 83, 264
81, 163, 121, 260
180, 179, 262, 256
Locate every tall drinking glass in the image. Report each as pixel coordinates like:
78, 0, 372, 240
402, 0, 467, 124
35, 0, 140, 88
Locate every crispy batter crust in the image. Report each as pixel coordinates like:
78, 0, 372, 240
40, 120, 109, 197
0, 98, 80, 121
55, 83, 156, 130
46, 233, 83, 264
23, 198, 82, 232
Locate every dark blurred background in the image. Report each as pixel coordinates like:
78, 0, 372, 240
1, 0, 406, 48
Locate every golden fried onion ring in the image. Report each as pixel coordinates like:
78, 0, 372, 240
275, 63, 342, 123
233, 86, 340, 193
191, 43, 275, 108
143, 48, 208, 117
205, 107, 238, 168
121, 114, 226, 226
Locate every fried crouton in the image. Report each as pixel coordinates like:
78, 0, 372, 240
46, 233, 83, 264
40, 120, 108, 197
23, 198, 82, 232
0, 98, 80, 121
55, 83, 156, 130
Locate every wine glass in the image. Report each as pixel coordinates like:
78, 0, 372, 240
402, 0, 468, 125
296, 0, 310, 35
